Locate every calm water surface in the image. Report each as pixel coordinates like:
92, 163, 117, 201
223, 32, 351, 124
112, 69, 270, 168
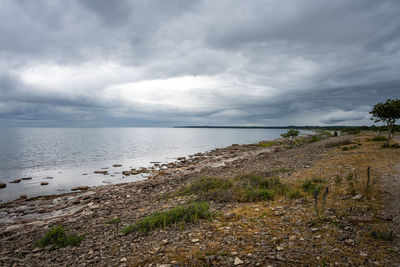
0, 127, 297, 202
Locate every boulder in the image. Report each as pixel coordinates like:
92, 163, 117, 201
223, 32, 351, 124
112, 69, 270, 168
10, 179, 21, 183
113, 164, 122, 167
41, 182, 49, 186
71, 186, 89, 191
94, 170, 108, 174
122, 171, 131, 176
0, 182, 6, 189
21, 177, 32, 180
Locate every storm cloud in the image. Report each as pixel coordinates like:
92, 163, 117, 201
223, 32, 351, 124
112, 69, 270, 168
1, 0, 399, 126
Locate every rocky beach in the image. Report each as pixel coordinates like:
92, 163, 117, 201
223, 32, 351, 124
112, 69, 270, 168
1, 133, 399, 266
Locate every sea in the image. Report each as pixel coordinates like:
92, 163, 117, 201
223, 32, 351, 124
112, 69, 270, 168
0, 127, 307, 202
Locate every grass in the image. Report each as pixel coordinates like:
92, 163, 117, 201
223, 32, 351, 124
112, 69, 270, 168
341, 145, 358, 151
286, 188, 304, 199
334, 175, 343, 184
371, 229, 394, 241
35, 225, 84, 250
179, 174, 287, 203
301, 179, 324, 194
105, 217, 121, 224
308, 136, 321, 143
372, 136, 387, 141
325, 139, 353, 148
122, 202, 212, 235
258, 141, 278, 147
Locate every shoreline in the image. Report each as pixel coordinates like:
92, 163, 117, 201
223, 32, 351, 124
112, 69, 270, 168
1, 133, 399, 266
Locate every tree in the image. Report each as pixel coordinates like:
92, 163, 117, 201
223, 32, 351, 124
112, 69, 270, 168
370, 98, 400, 147
281, 129, 300, 141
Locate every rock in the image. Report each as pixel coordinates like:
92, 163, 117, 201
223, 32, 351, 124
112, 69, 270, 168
43, 176, 53, 179
161, 239, 169, 245
10, 179, 21, 183
353, 194, 363, 200
234, 257, 244, 265
0, 182, 6, 189
348, 216, 373, 224
120, 257, 128, 262
113, 164, 122, 167
20, 195, 27, 199
310, 228, 319, 232
71, 186, 89, 191
191, 239, 200, 243
21, 177, 32, 180
41, 182, 49, 186
94, 170, 108, 174
122, 171, 131, 176
376, 214, 393, 221
223, 212, 236, 220
276, 246, 284, 251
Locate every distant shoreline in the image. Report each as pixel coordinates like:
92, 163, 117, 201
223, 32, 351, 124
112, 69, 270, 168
175, 125, 349, 130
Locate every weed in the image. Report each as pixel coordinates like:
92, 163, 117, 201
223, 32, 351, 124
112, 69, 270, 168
258, 141, 278, 147
122, 202, 212, 235
346, 173, 354, 181
35, 225, 84, 250
286, 188, 304, 199
372, 136, 387, 141
244, 188, 275, 202
308, 136, 321, 143
334, 175, 343, 184
311, 177, 326, 183
371, 230, 394, 241
348, 181, 357, 196
325, 139, 353, 148
302, 180, 323, 194
273, 167, 290, 173
105, 217, 121, 224
341, 145, 358, 151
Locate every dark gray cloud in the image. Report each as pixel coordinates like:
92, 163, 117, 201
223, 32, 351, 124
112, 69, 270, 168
0, 0, 399, 126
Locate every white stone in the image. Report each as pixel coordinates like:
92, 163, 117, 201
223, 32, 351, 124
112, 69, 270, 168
234, 257, 244, 265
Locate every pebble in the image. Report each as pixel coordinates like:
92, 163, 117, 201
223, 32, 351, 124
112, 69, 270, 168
353, 194, 363, 200
310, 228, 319, 232
41, 182, 49, 186
276, 246, 284, 251
120, 257, 127, 262
234, 257, 244, 265
191, 239, 200, 243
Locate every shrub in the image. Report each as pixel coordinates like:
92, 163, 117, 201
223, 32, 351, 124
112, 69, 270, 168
334, 175, 343, 184
245, 188, 275, 202
35, 225, 84, 250
311, 177, 326, 183
371, 230, 394, 241
372, 136, 387, 141
122, 202, 212, 235
342, 127, 361, 135
391, 143, 400, 148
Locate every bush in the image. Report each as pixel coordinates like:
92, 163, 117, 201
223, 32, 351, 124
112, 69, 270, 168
311, 177, 326, 183
245, 188, 275, 202
391, 143, 400, 148
372, 136, 387, 141
35, 225, 84, 250
371, 230, 394, 241
122, 202, 212, 235
105, 217, 121, 224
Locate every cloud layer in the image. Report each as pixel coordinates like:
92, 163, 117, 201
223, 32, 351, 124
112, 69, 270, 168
1, 0, 400, 126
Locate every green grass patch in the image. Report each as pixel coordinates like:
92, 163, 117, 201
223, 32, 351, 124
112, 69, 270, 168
301, 180, 323, 194
105, 217, 121, 224
180, 175, 287, 203
308, 136, 321, 143
371, 230, 394, 241
286, 188, 304, 199
35, 225, 84, 250
122, 202, 212, 235
258, 141, 278, 147
372, 136, 387, 141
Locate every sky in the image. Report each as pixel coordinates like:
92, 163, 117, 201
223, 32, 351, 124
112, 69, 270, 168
0, 0, 400, 127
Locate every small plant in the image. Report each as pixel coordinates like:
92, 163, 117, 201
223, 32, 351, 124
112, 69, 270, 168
308, 136, 321, 143
258, 141, 278, 147
286, 188, 303, 199
311, 177, 326, 183
348, 181, 357, 196
334, 175, 343, 184
35, 225, 84, 250
105, 217, 121, 224
341, 145, 358, 151
313, 190, 320, 216
371, 230, 394, 241
325, 139, 353, 148
366, 167, 371, 191
244, 188, 275, 202
313, 187, 329, 218
302, 180, 323, 194
372, 136, 387, 141
346, 173, 354, 181
281, 129, 300, 140
122, 202, 212, 235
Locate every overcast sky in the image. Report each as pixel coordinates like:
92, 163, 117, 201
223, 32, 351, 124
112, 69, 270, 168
1, 0, 399, 126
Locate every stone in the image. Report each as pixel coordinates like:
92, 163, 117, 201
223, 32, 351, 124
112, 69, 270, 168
0, 182, 6, 189
310, 228, 319, 232
41, 182, 49, 186
348, 216, 373, 224
120, 257, 128, 262
21, 177, 32, 180
353, 194, 363, 200
71, 186, 89, 191
276, 246, 284, 251
94, 170, 108, 174
122, 171, 131, 176
191, 239, 200, 243
223, 212, 236, 220
20, 195, 27, 199
234, 257, 244, 265
113, 164, 122, 167
10, 179, 21, 183
376, 214, 393, 221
